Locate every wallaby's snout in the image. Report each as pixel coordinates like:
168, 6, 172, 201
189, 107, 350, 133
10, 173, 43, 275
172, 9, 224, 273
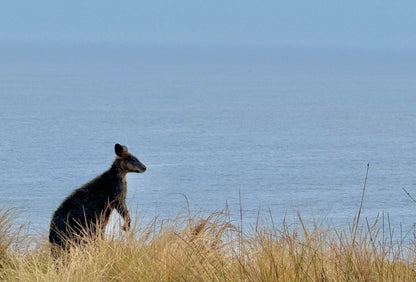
134, 159, 147, 173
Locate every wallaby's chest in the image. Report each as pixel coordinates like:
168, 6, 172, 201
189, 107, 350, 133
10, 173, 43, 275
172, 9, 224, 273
112, 177, 127, 197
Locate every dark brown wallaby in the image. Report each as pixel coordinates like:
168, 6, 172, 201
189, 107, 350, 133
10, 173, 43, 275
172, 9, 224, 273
49, 144, 146, 250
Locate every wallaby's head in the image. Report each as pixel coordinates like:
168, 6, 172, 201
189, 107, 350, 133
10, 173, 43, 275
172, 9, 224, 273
114, 143, 147, 173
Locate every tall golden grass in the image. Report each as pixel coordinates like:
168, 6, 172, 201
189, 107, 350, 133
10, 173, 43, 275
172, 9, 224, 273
1, 206, 416, 281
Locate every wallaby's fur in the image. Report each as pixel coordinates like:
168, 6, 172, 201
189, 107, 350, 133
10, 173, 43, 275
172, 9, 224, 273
49, 144, 146, 250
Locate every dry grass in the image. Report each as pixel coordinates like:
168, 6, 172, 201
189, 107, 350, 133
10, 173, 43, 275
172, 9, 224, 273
1, 207, 416, 281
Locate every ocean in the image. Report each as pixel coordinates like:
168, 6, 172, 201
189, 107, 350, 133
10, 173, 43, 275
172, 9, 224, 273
1, 44, 416, 240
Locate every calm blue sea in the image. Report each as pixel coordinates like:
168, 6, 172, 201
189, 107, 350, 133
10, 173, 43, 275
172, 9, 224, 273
1, 44, 416, 239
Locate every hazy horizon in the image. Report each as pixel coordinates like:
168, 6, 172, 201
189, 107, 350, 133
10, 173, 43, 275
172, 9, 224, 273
2, 1, 416, 78
2, 1, 416, 49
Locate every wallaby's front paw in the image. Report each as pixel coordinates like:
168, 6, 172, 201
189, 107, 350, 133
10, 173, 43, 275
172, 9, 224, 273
122, 221, 131, 231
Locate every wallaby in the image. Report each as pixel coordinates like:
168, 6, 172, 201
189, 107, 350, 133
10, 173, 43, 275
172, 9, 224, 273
49, 144, 146, 250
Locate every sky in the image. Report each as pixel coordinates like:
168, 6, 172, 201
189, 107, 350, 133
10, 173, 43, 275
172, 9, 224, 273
1, 0, 416, 50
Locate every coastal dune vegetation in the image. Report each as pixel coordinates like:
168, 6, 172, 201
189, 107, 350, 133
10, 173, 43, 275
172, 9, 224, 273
1, 206, 416, 281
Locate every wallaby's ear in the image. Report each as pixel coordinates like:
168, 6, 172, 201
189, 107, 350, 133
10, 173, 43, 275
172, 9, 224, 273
115, 144, 124, 157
